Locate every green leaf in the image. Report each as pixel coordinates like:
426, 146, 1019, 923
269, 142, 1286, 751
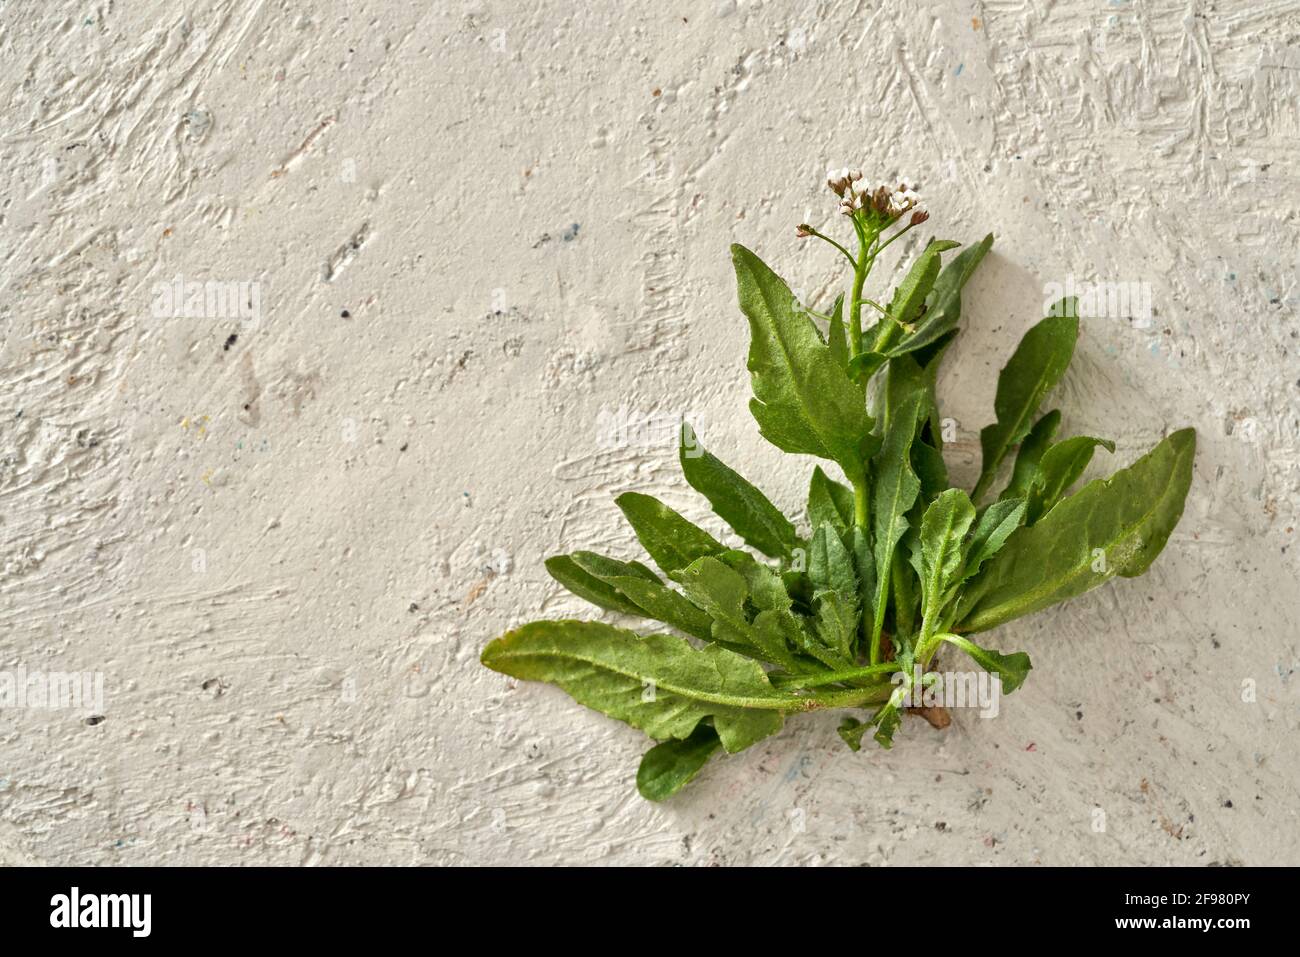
637, 724, 722, 801
719, 550, 792, 613
808, 524, 857, 601
679, 424, 798, 559
927, 230, 995, 323
881, 353, 927, 434
545, 555, 647, 616
882, 239, 962, 345
730, 549, 855, 671
846, 350, 888, 383
935, 633, 1032, 694
908, 329, 961, 379
973, 311, 1079, 502
917, 339, 953, 451
917, 489, 976, 619
870, 686, 907, 749
720, 549, 848, 669
566, 551, 661, 584
808, 525, 859, 660
838, 716, 868, 752
907, 341, 953, 505
891, 543, 920, 643
731, 244, 871, 481
999, 409, 1062, 502
962, 498, 1028, 580
676, 556, 802, 669
858, 430, 884, 463
615, 492, 725, 577
890, 233, 994, 357
568, 551, 715, 641
1026, 435, 1116, 523
812, 591, 859, 664
957, 429, 1196, 632
912, 439, 949, 503
826, 294, 849, 371
867, 381, 924, 658
808, 466, 854, 536
481, 620, 788, 752
850, 526, 877, 643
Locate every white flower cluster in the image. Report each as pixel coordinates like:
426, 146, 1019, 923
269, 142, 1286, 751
826, 168, 921, 219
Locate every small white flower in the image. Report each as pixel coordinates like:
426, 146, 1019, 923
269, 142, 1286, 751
826, 168, 851, 196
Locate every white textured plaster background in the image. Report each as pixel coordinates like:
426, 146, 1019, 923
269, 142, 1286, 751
0, 0, 1298, 866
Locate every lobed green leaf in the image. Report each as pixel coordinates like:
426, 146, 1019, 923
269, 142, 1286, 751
808, 466, 855, 536
917, 488, 976, 621
732, 244, 871, 482
962, 498, 1028, 581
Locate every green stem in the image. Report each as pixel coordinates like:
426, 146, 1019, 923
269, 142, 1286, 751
848, 223, 873, 358
772, 663, 901, 690
848, 224, 874, 531
804, 226, 858, 269
916, 631, 960, 669
915, 618, 938, 669
869, 573, 889, 665
791, 683, 894, 711
848, 222, 874, 534
873, 217, 919, 256
853, 480, 868, 527
913, 596, 966, 666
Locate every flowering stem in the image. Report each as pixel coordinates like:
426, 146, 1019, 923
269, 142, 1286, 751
848, 226, 871, 358
803, 226, 858, 269
874, 217, 919, 256
846, 223, 875, 531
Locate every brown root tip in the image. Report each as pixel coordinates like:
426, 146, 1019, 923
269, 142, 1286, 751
907, 705, 952, 730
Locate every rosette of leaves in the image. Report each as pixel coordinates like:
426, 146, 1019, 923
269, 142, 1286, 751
482, 183, 1195, 801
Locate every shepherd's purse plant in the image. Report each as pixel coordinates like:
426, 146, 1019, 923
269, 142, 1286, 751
482, 169, 1195, 800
